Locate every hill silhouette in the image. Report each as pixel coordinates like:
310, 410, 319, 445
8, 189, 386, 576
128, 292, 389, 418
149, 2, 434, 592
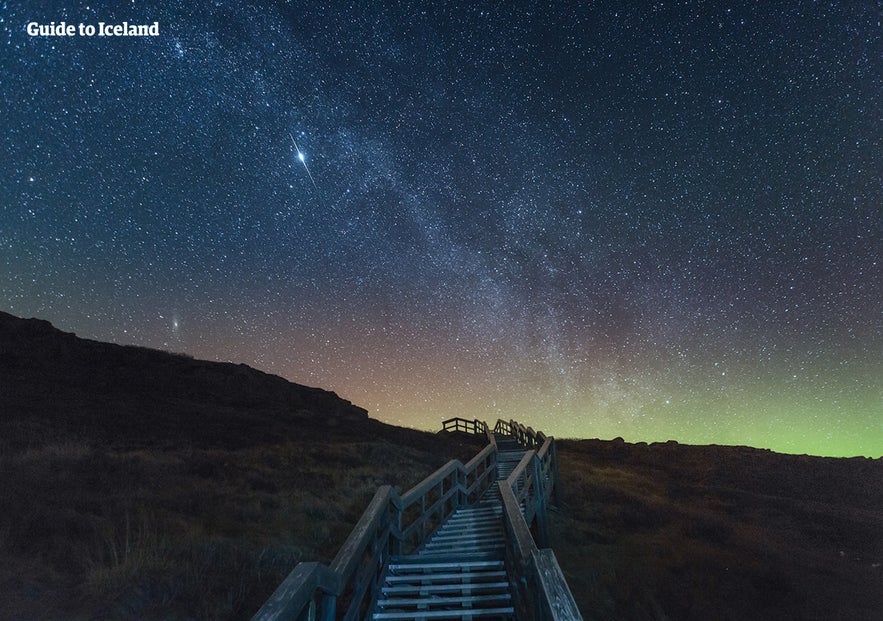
1, 311, 880, 620
0, 312, 482, 619
0, 310, 371, 450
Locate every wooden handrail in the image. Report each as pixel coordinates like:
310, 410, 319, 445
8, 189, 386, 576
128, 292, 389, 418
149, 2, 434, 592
500, 480, 537, 561
253, 423, 498, 621
441, 417, 488, 435
330, 486, 394, 578
253, 416, 578, 620
400, 459, 459, 506
252, 562, 340, 621
499, 420, 581, 620
464, 442, 495, 470
530, 549, 582, 618
494, 418, 512, 435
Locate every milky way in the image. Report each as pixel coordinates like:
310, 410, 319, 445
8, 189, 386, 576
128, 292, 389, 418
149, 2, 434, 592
2, 2, 880, 456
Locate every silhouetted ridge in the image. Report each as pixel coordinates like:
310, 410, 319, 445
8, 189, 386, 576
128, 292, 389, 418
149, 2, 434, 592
0, 311, 367, 449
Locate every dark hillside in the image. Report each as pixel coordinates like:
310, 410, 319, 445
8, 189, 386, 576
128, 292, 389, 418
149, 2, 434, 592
0, 312, 482, 619
552, 439, 883, 620
0, 311, 376, 449
3, 312, 881, 620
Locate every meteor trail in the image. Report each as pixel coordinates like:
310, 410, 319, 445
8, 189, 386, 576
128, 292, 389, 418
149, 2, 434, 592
289, 133, 317, 189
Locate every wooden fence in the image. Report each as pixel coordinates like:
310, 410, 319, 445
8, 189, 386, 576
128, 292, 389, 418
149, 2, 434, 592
253, 417, 580, 620
493, 419, 578, 619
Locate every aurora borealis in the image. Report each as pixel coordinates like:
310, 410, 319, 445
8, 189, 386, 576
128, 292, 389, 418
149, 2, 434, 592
2, 2, 880, 457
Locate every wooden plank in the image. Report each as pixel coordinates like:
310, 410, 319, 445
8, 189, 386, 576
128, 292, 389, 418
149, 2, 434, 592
485, 424, 497, 446
377, 593, 511, 607
373, 607, 515, 620
530, 549, 583, 620
506, 451, 536, 514
537, 437, 553, 459
388, 560, 503, 571
256, 418, 577, 621
382, 581, 510, 594
330, 486, 395, 578
384, 570, 507, 583
532, 455, 550, 547
401, 460, 460, 506
499, 481, 537, 563
251, 562, 339, 621
464, 443, 495, 470
505, 451, 535, 488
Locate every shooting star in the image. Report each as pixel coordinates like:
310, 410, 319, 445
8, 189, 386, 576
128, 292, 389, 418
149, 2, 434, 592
289, 133, 317, 189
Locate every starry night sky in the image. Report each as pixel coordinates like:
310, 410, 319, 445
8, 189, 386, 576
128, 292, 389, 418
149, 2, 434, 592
2, 1, 881, 456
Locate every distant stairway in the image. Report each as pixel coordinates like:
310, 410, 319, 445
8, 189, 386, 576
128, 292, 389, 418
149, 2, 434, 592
494, 434, 525, 481
372, 446, 528, 620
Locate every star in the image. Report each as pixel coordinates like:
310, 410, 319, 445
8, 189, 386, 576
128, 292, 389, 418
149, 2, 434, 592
290, 133, 317, 189
1, 1, 878, 457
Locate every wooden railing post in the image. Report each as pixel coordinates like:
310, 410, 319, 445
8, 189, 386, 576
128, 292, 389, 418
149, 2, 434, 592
458, 467, 466, 507
255, 417, 579, 621
392, 506, 402, 557
498, 419, 583, 620
551, 440, 560, 505
532, 454, 550, 547
420, 493, 427, 542
318, 592, 334, 621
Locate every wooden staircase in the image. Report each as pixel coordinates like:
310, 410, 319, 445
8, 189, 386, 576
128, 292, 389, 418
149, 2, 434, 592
252, 419, 581, 621
372, 442, 527, 619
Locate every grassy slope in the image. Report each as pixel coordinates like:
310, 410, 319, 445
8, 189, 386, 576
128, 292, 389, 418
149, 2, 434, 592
3, 312, 881, 619
1, 433, 482, 620
551, 439, 883, 620
0, 313, 482, 619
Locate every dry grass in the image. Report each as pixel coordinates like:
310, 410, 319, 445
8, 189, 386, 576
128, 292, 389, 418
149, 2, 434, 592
0, 433, 482, 620
550, 439, 883, 620
6, 313, 881, 619
0, 311, 485, 619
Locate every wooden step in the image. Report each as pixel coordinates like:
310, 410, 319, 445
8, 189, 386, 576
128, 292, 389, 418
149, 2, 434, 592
444, 510, 500, 525
384, 570, 507, 583
373, 607, 515, 620
446, 510, 500, 518
418, 548, 505, 558
430, 531, 503, 542
430, 527, 502, 539
377, 593, 512, 607
445, 510, 501, 519
423, 543, 506, 554
388, 560, 504, 572
382, 581, 510, 595
449, 508, 499, 516
370, 453, 520, 621
415, 550, 504, 561
437, 517, 501, 527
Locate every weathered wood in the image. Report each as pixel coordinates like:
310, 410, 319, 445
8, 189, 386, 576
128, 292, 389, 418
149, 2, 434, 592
537, 436, 553, 460
532, 455, 550, 547
494, 418, 512, 435
251, 562, 339, 621
499, 480, 537, 563
441, 416, 488, 435
507, 450, 536, 501
531, 549, 582, 620
254, 416, 582, 621
343, 521, 392, 621
485, 422, 497, 445
465, 462, 495, 498
464, 442, 495, 471
330, 486, 395, 580
400, 460, 460, 506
